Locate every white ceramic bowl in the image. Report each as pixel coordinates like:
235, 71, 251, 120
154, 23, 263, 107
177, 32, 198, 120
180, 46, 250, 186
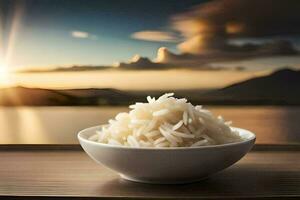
78, 126, 255, 184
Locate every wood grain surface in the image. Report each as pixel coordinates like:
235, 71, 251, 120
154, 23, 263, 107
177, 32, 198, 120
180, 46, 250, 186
0, 148, 299, 199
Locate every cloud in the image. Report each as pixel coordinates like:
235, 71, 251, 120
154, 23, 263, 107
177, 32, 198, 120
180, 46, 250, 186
120, 39, 299, 70
158, 40, 298, 66
124, 0, 299, 70
172, 0, 300, 55
117, 54, 168, 69
71, 31, 89, 38
121, 0, 300, 69
71, 31, 97, 40
117, 49, 217, 69
131, 30, 179, 42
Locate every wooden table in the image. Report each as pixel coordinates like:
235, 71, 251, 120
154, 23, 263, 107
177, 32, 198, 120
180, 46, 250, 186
0, 145, 299, 199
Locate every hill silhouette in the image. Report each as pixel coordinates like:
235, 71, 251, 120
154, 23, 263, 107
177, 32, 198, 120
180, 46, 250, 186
0, 87, 137, 106
200, 68, 300, 105
0, 68, 299, 106
0, 87, 74, 106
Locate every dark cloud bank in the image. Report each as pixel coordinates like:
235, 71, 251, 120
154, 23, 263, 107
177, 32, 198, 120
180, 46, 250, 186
120, 0, 300, 69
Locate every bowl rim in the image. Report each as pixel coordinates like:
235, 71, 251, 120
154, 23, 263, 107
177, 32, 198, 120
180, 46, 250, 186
78, 125, 256, 151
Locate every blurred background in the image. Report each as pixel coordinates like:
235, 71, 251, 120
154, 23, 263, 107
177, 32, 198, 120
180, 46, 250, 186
0, 0, 299, 145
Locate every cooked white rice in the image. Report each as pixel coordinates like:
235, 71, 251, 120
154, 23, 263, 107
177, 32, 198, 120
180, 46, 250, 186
88, 93, 243, 147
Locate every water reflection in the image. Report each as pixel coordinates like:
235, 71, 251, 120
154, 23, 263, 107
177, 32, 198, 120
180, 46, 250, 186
0, 106, 299, 144
209, 106, 300, 144
0, 107, 48, 143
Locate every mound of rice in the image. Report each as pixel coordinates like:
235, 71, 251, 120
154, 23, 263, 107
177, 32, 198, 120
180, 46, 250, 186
88, 93, 242, 147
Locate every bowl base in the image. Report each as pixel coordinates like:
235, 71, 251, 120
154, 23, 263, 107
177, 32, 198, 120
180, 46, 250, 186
119, 174, 209, 184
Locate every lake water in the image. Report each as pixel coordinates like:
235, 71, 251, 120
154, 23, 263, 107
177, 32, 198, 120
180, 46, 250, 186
0, 106, 299, 144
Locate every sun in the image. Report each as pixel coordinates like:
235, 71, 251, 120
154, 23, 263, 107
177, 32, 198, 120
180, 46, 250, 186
0, 64, 11, 86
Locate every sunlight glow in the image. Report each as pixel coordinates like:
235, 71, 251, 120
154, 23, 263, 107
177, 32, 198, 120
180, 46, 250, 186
0, 63, 11, 86
0, 1, 24, 87
11, 70, 268, 90
5, 1, 25, 66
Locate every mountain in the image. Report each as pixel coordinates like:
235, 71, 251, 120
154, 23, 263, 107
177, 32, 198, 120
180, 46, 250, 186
0, 68, 299, 106
0, 87, 75, 106
58, 88, 137, 105
0, 87, 137, 106
199, 68, 300, 105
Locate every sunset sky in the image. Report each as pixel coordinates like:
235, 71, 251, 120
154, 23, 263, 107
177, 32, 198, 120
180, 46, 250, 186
0, 0, 299, 70
0, 0, 299, 89
0, 0, 199, 69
